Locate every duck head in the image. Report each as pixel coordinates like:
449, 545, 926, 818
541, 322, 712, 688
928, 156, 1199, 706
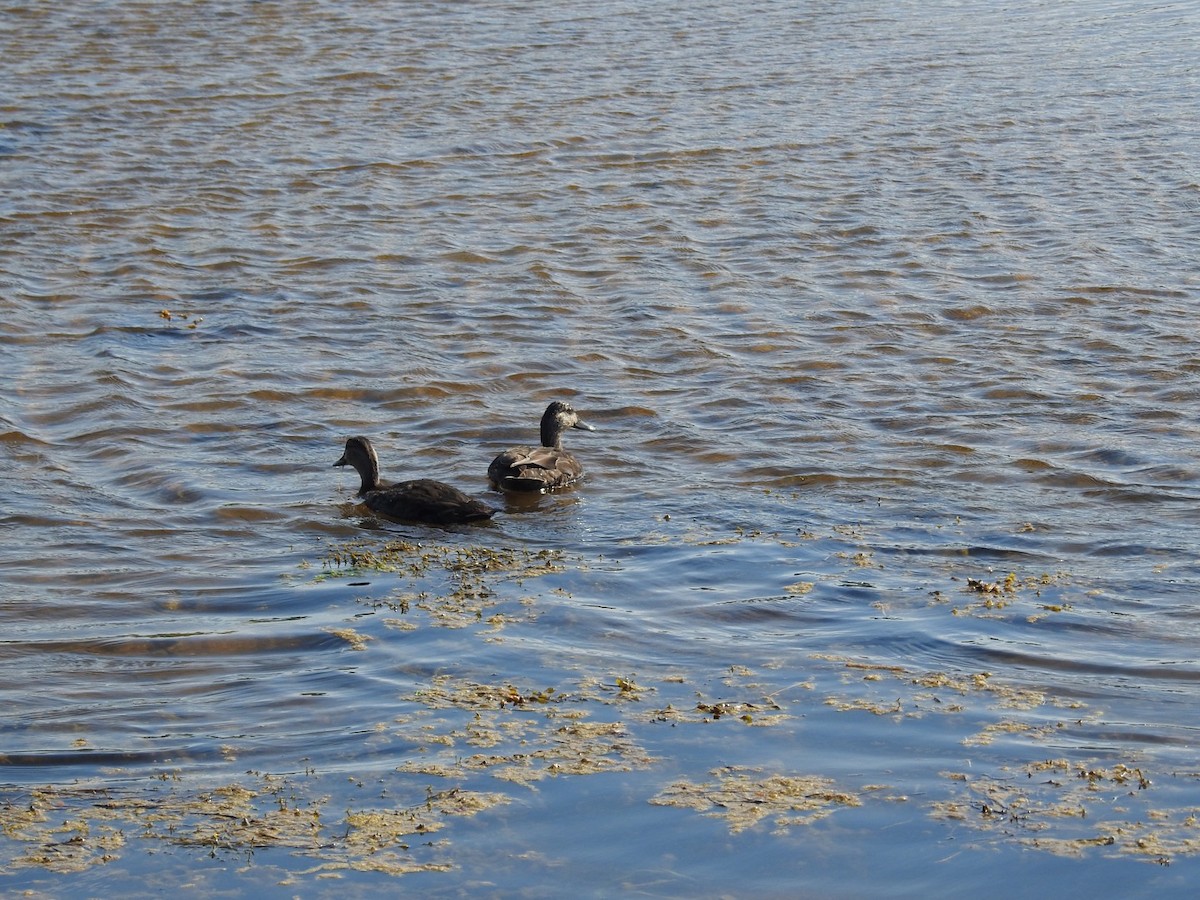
540, 401, 595, 449
334, 436, 382, 494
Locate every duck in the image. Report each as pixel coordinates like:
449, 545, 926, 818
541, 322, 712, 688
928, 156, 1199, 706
333, 436, 496, 525
487, 400, 596, 492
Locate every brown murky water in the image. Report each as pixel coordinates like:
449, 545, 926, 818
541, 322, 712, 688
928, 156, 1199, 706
2, 0, 1199, 895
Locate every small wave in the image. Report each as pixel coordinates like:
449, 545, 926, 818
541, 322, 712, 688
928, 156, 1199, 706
16, 630, 342, 659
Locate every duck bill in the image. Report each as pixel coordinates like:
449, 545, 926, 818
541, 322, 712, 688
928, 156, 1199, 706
333, 454, 348, 468
572, 419, 597, 432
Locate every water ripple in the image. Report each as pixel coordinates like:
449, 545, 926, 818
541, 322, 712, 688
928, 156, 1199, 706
2, 0, 1199, 891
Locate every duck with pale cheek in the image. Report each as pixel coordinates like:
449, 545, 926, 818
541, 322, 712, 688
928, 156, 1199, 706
487, 401, 596, 492
334, 436, 496, 525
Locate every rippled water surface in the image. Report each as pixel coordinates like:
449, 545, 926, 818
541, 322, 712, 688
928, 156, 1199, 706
3, 0, 1200, 895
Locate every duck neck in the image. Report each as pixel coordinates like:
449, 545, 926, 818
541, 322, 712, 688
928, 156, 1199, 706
540, 417, 563, 450
357, 452, 382, 495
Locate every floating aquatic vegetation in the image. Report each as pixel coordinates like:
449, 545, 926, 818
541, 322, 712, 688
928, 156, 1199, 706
694, 698, 788, 725
411, 674, 562, 711
824, 696, 904, 716
158, 309, 204, 329
951, 570, 1077, 618
0, 774, 508, 878
636, 666, 789, 726
811, 654, 1087, 729
397, 714, 652, 788
576, 674, 656, 704
318, 540, 565, 583
961, 719, 1065, 747
1, 779, 315, 872
798, 654, 1195, 864
933, 759, 1199, 865
616, 520, 824, 550
309, 539, 568, 632
967, 573, 1019, 595
837, 550, 879, 568
0, 787, 126, 874
323, 626, 371, 651
328, 787, 510, 875
397, 674, 655, 788
651, 766, 861, 834
7, 525, 1187, 887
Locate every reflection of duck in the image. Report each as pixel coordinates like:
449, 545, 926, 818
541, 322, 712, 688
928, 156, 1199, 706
487, 401, 596, 492
333, 436, 496, 525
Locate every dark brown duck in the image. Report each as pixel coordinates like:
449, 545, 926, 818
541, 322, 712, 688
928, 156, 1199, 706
487, 400, 596, 492
334, 436, 496, 524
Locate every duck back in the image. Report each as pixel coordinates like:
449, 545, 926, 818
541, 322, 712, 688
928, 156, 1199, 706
364, 478, 496, 524
487, 446, 584, 491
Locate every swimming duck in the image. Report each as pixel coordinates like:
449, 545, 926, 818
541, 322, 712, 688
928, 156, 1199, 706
333, 436, 496, 524
487, 400, 596, 492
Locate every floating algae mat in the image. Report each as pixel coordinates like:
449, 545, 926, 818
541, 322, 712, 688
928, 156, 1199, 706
0, 773, 507, 878
652, 766, 862, 834
311, 538, 569, 630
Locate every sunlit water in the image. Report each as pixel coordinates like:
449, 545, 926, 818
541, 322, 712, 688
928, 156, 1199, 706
2, 0, 1199, 895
